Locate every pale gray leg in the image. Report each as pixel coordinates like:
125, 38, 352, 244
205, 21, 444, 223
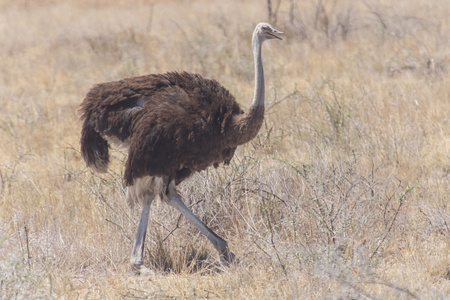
130, 193, 155, 269
163, 180, 237, 265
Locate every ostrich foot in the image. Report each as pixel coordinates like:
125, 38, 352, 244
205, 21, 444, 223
220, 249, 239, 267
132, 264, 155, 277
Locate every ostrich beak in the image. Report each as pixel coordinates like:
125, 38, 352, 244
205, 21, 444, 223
267, 29, 284, 40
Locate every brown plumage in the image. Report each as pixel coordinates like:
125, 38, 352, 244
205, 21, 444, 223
79, 22, 282, 273
80, 71, 255, 186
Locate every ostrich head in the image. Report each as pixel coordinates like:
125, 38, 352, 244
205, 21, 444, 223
254, 22, 283, 41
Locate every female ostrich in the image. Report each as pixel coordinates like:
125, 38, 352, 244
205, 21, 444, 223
80, 22, 283, 272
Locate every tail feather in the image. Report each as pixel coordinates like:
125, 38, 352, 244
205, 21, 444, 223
80, 123, 109, 173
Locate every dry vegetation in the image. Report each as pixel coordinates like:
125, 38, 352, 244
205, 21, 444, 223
1, 0, 449, 298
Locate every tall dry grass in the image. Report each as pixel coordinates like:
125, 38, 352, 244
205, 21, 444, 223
0, 0, 449, 298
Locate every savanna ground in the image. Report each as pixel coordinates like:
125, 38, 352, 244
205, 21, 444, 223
0, 0, 449, 298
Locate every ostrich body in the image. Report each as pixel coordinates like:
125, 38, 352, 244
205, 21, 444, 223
80, 22, 283, 272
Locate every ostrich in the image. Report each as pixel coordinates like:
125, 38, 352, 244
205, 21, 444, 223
80, 22, 283, 273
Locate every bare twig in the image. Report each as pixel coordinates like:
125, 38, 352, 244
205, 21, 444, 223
267, 0, 281, 25
370, 187, 414, 259
261, 197, 287, 275
162, 214, 183, 242
24, 222, 31, 269
105, 218, 133, 243
364, 280, 421, 299
289, 0, 295, 24
0, 169, 4, 195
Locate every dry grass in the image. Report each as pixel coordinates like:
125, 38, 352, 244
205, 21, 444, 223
0, 0, 449, 298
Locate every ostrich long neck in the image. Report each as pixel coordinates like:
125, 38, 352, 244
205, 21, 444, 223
227, 31, 266, 146
250, 32, 265, 110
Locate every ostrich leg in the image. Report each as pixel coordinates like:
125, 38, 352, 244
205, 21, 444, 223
130, 192, 155, 273
163, 180, 237, 265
